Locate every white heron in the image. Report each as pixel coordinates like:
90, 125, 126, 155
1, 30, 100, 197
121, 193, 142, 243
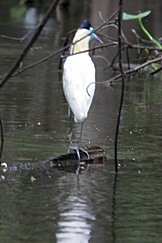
63, 20, 103, 160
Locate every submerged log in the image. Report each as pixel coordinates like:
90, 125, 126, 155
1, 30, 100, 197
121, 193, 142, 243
48, 146, 106, 172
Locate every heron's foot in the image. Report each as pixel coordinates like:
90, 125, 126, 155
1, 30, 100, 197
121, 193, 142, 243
68, 146, 90, 161
79, 147, 90, 160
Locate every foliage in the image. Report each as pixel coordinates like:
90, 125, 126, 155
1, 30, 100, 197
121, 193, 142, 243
123, 11, 151, 20
123, 11, 162, 49
10, 5, 27, 20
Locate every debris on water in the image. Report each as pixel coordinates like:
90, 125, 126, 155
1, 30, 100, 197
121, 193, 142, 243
31, 176, 36, 182
1, 162, 8, 168
1, 162, 8, 172
1, 175, 5, 181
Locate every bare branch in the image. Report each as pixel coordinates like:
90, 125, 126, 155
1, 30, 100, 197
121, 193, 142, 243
0, 24, 39, 42
0, 0, 60, 89
101, 55, 162, 84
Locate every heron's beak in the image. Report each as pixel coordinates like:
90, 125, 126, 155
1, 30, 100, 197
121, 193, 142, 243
90, 27, 103, 44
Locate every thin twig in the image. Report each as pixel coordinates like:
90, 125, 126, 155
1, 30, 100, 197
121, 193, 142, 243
126, 47, 130, 70
11, 42, 117, 77
101, 55, 162, 84
0, 24, 40, 42
12, 44, 71, 77
2, 19, 162, 81
131, 29, 154, 44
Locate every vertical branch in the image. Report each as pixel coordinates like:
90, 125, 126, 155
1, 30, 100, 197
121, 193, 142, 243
0, 116, 4, 159
126, 47, 130, 70
114, 0, 125, 173
0, 0, 60, 89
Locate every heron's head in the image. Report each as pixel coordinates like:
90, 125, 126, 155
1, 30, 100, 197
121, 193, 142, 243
70, 20, 103, 54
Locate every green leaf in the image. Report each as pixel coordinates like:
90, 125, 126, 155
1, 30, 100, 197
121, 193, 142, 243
10, 6, 27, 20
123, 11, 151, 20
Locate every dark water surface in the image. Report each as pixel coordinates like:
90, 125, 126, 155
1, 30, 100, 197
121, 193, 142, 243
0, 1, 162, 242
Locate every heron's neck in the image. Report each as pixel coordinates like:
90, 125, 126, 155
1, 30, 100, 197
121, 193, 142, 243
70, 29, 90, 55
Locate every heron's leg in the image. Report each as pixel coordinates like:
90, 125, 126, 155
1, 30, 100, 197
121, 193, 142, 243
78, 122, 90, 160
67, 146, 81, 175
68, 106, 71, 119
68, 122, 90, 161
67, 106, 73, 140
67, 122, 83, 159
78, 122, 84, 149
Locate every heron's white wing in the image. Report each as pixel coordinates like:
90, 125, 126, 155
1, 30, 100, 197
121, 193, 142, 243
63, 54, 96, 122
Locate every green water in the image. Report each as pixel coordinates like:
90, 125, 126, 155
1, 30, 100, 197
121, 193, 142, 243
0, 1, 162, 242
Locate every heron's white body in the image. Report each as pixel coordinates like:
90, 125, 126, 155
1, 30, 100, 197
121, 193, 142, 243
63, 29, 96, 123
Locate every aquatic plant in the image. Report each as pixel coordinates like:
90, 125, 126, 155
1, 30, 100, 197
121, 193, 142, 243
123, 10, 162, 49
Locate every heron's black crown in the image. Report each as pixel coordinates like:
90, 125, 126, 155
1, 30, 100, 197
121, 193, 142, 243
80, 20, 92, 30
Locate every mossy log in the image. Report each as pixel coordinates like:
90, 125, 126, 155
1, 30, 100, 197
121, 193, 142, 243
49, 146, 106, 171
